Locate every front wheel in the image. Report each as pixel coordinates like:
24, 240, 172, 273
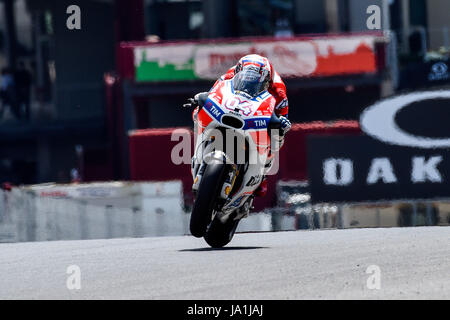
204, 214, 240, 248
189, 160, 227, 237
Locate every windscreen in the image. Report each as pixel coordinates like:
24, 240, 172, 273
232, 67, 268, 97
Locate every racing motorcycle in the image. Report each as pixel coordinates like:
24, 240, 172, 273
186, 68, 284, 248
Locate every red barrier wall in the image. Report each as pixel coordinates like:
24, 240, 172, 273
129, 121, 361, 210
129, 127, 195, 204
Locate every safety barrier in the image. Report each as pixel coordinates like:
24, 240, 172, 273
2, 180, 447, 243
0, 181, 187, 243
0, 180, 298, 243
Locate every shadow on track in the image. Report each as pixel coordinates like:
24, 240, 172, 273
179, 246, 268, 252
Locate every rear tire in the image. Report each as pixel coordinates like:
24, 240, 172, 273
189, 160, 227, 237
204, 214, 240, 248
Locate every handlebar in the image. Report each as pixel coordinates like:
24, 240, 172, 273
196, 92, 209, 109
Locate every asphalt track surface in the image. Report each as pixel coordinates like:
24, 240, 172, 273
0, 227, 448, 299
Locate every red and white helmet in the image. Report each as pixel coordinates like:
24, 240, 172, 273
235, 54, 272, 81
233, 54, 273, 97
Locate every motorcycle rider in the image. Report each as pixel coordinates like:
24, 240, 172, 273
184, 54, 291, 197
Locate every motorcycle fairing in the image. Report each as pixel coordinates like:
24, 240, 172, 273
193, 79, 278, 216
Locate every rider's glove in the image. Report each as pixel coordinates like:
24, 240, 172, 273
279, 116, 291, 135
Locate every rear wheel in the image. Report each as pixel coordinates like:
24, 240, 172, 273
204, 214, 240, 248
189, 160, 227, 237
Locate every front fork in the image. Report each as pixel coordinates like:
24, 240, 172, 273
191, 159, 204, 193
192, 157, 238, 198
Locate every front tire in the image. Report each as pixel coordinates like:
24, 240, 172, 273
204, 214, 240, 248
189, 160, 227, 237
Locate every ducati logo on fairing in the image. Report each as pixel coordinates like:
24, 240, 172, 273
246, 175, 262, 187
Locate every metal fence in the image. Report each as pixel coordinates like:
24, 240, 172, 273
2, 183, 449, 243
0, 183, 189, 243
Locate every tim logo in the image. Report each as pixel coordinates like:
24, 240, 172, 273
247, 119, 267, 129
254, 119, 266, 127
205, 101, 222, 119
210, 105, 222, 118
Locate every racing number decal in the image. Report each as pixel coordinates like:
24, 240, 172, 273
224, 97, 252, 116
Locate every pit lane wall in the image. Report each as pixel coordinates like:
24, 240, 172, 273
1, 180, 448, 243
0, 181, 285, 243
0, 181, 187, 242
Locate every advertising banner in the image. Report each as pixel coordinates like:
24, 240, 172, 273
399, 59, 450, 89
307, 135, 450, 203
307, 90, 450, 203
133, 35, 379, 82
26, 182, 135, 199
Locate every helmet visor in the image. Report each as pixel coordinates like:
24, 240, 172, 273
233, 67, 268, 97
